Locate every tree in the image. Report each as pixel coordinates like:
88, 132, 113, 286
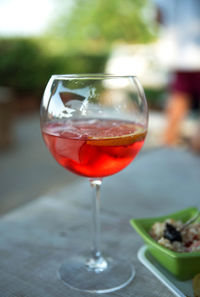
50, 0, 155, 53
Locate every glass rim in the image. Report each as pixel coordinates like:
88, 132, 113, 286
51, 74, 137, 80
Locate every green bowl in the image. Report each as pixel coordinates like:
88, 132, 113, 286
130, 207, 200, 280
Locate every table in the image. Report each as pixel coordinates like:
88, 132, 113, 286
0, 148, 200, 297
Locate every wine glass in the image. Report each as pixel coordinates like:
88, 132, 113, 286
40, 74, 148, 293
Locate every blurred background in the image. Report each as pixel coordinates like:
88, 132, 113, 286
0, 0, 200, 215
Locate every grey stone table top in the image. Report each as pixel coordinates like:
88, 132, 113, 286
0, 148, 200, 297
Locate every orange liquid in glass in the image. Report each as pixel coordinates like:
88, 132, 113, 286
42, 119, 146, 178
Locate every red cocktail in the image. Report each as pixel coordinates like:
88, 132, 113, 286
43, 119, 146, 178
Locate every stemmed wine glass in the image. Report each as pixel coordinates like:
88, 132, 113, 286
40, 74, 148, 293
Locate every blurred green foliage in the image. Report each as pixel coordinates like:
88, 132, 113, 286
0, 0, 156, 101
50, 0, 155, 53
0, 38, 49, 95
144, 88, 167, 110
0, 37, 108, 96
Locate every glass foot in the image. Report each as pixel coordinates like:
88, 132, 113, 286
59, 255, 135, 293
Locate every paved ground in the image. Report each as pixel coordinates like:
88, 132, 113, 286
0, 111, 198, 215
0, 113, 80, 215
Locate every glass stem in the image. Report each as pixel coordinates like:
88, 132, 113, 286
86, 179, 107, 273
90, 179, 102, 260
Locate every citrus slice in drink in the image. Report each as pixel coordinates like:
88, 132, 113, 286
86, 131, 146, 146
